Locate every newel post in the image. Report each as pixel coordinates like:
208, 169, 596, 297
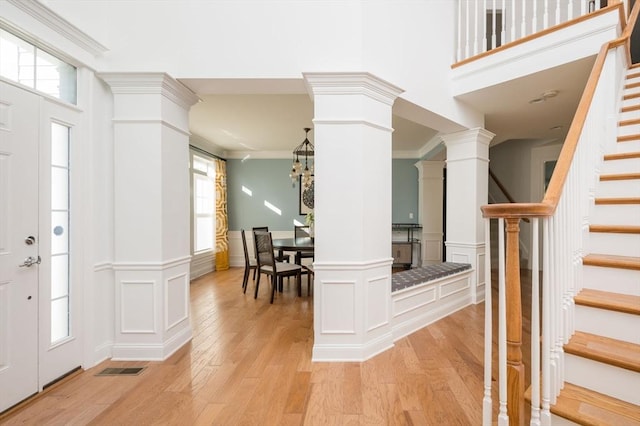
505, 218, 525, 426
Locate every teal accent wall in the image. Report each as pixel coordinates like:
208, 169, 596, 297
392, 159, 419, 224
227, 158, 303, 231
227, 158, 420, 231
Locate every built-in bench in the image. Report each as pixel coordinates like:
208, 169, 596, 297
390, 262, 474, 342
392, 262, 472, 293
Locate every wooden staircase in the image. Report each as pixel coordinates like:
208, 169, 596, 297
549, 66, 640, 424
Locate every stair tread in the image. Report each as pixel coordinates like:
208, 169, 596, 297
565, 331, 640, 373
575, 289, 640, 315
604, 151, 640, 161
594, 197, 640, 205
620, 118, 640, 126
552, 383, 640, 425
618, 134, 640, 142
589, 224, 640, 234
621, 104, 640, 113
600, 172, 640, 181
583, 253, 640, 270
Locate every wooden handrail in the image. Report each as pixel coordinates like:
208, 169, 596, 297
488, 169, 531, 223
482, 0, 638, 220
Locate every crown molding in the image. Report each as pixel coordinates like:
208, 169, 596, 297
99, 72, 200, 110
6, 0, 108, 56
303, 72, 404, 106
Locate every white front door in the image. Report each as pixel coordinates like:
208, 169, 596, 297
0, 81, 82, 413
0, 81, 40, 411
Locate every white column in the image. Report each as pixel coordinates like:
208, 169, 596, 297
414, 160, 445, 265
100, 73, 199, 360
304, 72, 403, 362
442, 128, 494, 304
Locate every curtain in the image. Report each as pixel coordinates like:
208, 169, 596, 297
214, 158, 230, 270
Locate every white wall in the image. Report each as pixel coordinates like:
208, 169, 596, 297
41, 0, 482, 133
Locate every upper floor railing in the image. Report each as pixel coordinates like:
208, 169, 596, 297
456, 0, 627, 62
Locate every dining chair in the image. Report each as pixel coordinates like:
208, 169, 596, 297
252, 230, 302, 303
240, 229, 258, 292
252, 226, 291, 263
293, 225, 314, 263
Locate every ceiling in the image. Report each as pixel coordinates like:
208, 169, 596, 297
181, 56, 595, 158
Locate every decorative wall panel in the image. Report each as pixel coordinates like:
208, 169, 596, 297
165, 273, 188, 331
120, 281, 155, 333
367, 275, 390, 332
321, 280, 355, 334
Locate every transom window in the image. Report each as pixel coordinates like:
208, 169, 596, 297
0, 28, 77, 104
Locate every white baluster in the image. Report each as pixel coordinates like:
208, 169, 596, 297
511, 0, 516, 42
498, 218, 509, 425
531, 218, 541, 426
483, 0, 488, 52
521, 0, 527, 38
483, 218, 493, 426
541, 219, 552, 424
544, 0, 549, 29
474, 0, 479, 55
532, 0, 538, 33
501, 0, 507, 46
568, 0, 574, 20
465, 0, 470, 59
457, 0, 462, 61
492, 0, 497, 49
555, 0, 561, 26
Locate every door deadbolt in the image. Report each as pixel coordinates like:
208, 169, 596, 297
25, 236, 36, 245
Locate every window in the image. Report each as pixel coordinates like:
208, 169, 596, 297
191, 154, 216, 253
0, 28, 77, 104
50, 122, 71, 344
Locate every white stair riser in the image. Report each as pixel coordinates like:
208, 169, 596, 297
564, 353, 640, 405
619, 109, 640, 122
595, 179, 640, 198
587, 231, 640, 257
581, 265, 640, 296
590, 204, 640, 226
601, 158, 640, 174
618, 123, 640, 136
615, 140, 640, 154
622, 97, 640, 110
574, 305, 640, 344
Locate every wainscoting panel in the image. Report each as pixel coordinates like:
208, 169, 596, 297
0, 281, 8, 368
320, 280, 356, 334
366, 275, 390, 332
165, 272, 188, 331
120, 280, 156, 334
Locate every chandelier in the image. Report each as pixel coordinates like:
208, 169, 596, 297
289, 127, 314, 189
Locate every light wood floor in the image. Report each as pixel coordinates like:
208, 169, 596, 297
1, 267, 532, 425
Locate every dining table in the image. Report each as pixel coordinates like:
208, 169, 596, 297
271, 237, 314, 265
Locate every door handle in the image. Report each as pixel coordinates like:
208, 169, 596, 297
19, 256, 41, 267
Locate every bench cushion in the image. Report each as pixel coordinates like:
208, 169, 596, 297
391, 262, 472, 293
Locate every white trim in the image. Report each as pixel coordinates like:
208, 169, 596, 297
3, 0, 107, 57
112, 256, 192, 271
98, 73, 200, 110
304, 72, 404, 105
111, 326, 192, 361
311, 332, 394, 362
311, 119, 393, 133
312, 257, 394, 271
111, 119, 192, 138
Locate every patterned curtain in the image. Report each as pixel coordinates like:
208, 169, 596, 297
214, 158, 230, 270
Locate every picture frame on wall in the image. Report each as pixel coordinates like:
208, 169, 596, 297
299, 175, 314, 215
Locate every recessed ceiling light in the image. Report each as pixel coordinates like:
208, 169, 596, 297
542, 90, 559, 99
529, 97, 545, 104
550, 125, 563, 131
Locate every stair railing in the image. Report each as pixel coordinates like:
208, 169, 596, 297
480, 1, 638, 425
455, 0, 624, 62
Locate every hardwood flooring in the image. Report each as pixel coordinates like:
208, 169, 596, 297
1, 267, 531, 425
